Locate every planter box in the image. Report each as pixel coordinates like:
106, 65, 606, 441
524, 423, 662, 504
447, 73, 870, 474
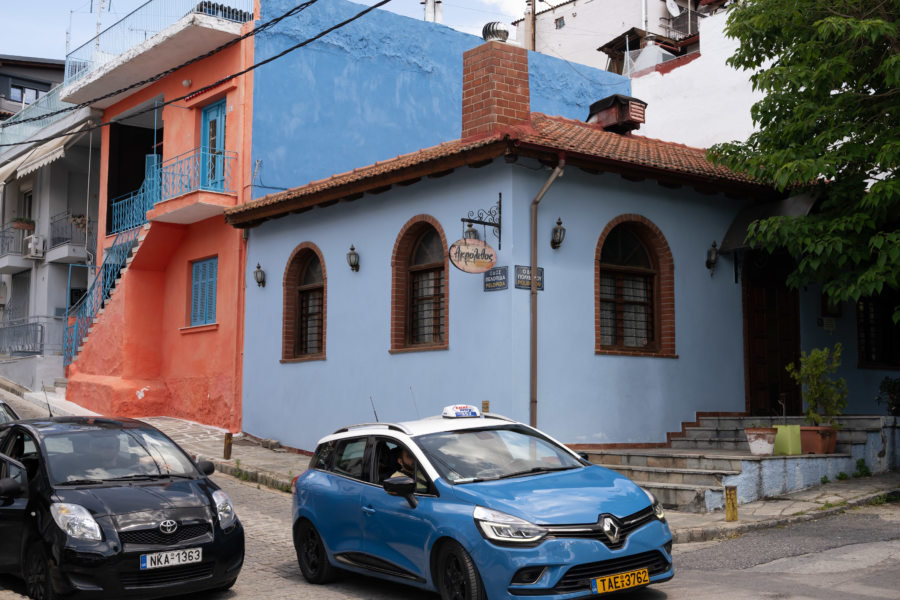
773, 425, 802, 455
800, 425, 837, 454
12, 222, 34, 231
744, 427, 777, 455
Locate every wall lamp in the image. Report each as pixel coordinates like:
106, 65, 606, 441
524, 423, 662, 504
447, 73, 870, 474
463, 223, 480, 240
550, 218, 566, 249
706, 241, 719, 277
253, 263, 266, 287
347, 245, 360, 272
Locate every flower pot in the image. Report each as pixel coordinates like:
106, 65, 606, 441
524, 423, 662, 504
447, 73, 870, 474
12, 221, 34, 231
799, 426, 837, 454
773, 425, 802, 455
744, 427, 777, 455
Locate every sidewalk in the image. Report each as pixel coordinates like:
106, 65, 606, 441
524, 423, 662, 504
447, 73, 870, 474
4, 385, 899, 544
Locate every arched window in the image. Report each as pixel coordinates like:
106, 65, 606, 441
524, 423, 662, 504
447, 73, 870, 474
282, 244, 326, 361
391, 216, 449, 352
595, 216, 675, 357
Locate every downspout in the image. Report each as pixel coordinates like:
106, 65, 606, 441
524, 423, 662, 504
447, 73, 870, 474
530, 157, 565, 427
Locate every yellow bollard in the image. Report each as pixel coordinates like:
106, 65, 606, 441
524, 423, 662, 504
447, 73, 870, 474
725, 486, 738, 522
224, 432, 233, 460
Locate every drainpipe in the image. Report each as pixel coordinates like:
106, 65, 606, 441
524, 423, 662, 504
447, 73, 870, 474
530, 157, 565, 427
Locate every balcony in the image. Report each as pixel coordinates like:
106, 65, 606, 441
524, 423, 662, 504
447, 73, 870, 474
0, 223, 35, 274
0, 86, 73, 148
110, 147, 237, 234
62, 0, 254, 108
46, 211, 97, 264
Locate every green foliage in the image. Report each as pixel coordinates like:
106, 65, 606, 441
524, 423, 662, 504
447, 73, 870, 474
708, 0, 900, 319
853, 458, 872, 477
837, 471, 850, 480
876, 376, 900, 416
821, 475, 830, 484
785, 343, 848, 425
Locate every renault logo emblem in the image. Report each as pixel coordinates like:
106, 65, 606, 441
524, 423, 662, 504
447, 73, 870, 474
159, 520, 178, 535
601, 517, 620, 544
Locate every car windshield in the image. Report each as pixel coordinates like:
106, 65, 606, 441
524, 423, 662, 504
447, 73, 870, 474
414, 425, 583, 483
0, 404, 17, 424
44, 427, 198, 485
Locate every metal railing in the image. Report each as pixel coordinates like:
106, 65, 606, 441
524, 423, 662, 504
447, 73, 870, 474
0, 85, 73, 147
109, 181, 156, 235
0, 317, 46, 355
64, 227, 141, 366
64, 0, 254, 86
160, 146, 236, 198
0, 224, 29, 257
50, 211, 96, 249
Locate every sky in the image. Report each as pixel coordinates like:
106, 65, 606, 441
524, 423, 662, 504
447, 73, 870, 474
0, 0, 532, 60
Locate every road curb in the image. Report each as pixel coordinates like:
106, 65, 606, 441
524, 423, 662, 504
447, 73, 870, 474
191, 453, 295, 494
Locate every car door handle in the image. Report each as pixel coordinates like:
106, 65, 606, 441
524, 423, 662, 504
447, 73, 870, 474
362, 506, 376, 515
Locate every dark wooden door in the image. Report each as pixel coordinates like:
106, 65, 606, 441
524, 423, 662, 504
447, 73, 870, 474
743, 251, 802, 416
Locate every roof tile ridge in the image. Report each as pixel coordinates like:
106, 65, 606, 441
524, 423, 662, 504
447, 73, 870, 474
625, 133, 709, 153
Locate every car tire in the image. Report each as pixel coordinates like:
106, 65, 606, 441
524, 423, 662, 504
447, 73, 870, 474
294, 520, 336, 584
437, 541, 485, 600
24, 542, 56, 600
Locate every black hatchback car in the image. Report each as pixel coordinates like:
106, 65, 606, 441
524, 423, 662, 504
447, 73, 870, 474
0, 417, 244, 599
0, 400, 19, 424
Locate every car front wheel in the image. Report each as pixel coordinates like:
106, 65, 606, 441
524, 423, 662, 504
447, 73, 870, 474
294, 520, 336, 584
24, 542, 56, 600
437, 541, 484, 600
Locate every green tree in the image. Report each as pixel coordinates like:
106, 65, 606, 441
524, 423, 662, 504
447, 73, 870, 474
708, 0, 900, 318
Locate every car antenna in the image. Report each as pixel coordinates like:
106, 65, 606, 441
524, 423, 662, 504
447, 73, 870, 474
409, 386, 420, 419
43, 382, 54, 417
369, 395, 379, 422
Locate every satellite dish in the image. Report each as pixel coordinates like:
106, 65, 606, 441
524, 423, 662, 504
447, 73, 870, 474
666, 0, 681, 17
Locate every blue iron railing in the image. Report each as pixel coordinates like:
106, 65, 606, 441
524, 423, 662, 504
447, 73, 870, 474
0, 85, 73, 147
64, 0, 254, 86
109, 181, 155, 235
64, 227, 141, 366
160, 146, 236, 197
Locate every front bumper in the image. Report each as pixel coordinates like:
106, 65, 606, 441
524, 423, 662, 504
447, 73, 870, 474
48, 521, 244, 599
469, 519, 673, 600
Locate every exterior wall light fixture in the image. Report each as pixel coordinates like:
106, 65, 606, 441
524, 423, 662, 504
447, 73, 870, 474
253, 263, 266, 287
347, 245, 360, 272
463, 223, 480, 240
706, 241, 719, 277
550, 218, 566, 249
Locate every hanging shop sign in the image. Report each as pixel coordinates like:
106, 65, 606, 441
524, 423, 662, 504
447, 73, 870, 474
483, 266, 508, 291
514, 265, 544, 290
449, 238, 497, 274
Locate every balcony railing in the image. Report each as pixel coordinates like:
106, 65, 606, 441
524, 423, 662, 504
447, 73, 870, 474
0, 86, 73, 147
0, 317, 46, 355
64, 0, 254, 86
50, 211, 97, 250
0, 224, 29, 257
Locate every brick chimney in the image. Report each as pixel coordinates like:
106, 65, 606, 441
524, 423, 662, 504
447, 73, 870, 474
461, 41, 531, 139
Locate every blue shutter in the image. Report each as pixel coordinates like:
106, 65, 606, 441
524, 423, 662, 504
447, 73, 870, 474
190, 257, 217, 326
205, 257, 217, 324
191, 261, 202, 326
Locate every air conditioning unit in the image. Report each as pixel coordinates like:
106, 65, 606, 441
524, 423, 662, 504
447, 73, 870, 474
24, 235, 44, 259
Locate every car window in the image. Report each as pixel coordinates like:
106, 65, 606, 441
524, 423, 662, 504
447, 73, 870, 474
0, 403, 18, 424
3, 430, 40, 481
375, 437, 430, 494
332, 438, 367, 480
311, 441, 335, 471
0, 457, 26, 487
416, 425, 583, 483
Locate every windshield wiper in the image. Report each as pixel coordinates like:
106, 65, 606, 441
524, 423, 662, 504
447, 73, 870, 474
103, 474, 169, 482
496, 466, 579, 480
56, 479, 105, 486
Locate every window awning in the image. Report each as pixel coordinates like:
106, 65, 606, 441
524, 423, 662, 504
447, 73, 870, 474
0, 153, 28, 185
16, 123, 89, 178
720, 193, 817, 253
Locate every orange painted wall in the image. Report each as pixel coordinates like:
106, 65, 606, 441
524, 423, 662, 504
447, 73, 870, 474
68, 20, 255, 432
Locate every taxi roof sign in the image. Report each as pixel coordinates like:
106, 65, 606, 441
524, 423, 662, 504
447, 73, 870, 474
442, 404, 482, 418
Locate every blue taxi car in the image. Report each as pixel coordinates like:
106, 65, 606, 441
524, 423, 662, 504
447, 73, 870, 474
291, 405, 673, 599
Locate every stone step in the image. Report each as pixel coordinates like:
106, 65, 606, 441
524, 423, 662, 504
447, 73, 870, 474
53, 378, 67, 387
585, 450, 744, 473
601, 464, 738, 487
696, 416, 887, 430
671, 438, 750, 451
681, 425, 871, 446
636, 482, 719, 513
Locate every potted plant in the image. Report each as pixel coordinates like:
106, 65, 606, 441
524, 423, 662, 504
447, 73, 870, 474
11, 217, 34, 231
786, 343, 847, 454
744, 424, 777, 455
69, 214, 87, 229
876, 376, 900, 417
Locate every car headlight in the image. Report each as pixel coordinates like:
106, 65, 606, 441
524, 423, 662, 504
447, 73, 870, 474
642, 488, 666, 521
50, 503, 102, 541
213, 490, 237, 529
473, 506, 546, 544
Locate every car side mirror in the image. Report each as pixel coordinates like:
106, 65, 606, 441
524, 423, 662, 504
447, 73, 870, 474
383, 476, 418, 508
197, 460, 215, 476
0, 477, 22, 499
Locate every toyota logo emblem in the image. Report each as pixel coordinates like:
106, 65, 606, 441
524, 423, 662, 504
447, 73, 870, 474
159, 520, 178, 535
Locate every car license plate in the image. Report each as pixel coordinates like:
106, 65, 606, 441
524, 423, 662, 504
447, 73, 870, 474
139, 548, 202, 570
590, 567, 649, 594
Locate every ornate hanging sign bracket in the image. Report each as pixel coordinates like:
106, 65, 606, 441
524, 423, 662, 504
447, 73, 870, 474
460, 193, 502, 250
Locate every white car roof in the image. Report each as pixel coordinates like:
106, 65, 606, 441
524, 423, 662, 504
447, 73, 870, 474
320, 412, 520, 445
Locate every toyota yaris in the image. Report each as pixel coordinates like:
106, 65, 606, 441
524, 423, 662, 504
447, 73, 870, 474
292, 405, 673, 599
0, 417, 244, 599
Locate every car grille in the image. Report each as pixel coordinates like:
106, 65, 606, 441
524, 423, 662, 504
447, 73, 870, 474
120, 563, 214, 588
544, 506, 656, 550
552, 550, 669, 594
119, 523, 211, 546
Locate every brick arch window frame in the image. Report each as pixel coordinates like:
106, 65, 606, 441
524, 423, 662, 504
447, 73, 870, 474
594, 214, 676, 358
281, 242, 327, 363
390, 215, 450, 353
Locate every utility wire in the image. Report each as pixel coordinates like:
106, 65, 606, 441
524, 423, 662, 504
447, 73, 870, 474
2, 0, 321, 130
0, 0, 393, 148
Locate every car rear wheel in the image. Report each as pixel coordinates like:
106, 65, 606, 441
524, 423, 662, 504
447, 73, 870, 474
437, 541, 484, 600
24, 542, 56, 600
295, 520, 336, 584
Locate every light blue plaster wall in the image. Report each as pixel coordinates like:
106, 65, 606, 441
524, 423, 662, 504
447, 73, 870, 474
252, 0, 630, 196
241, 159, 751, 450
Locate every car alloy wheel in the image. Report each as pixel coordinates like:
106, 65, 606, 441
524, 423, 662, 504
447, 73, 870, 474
295, 520, 335, 584
25, 543, 56, 600
437, 541, 484, 600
